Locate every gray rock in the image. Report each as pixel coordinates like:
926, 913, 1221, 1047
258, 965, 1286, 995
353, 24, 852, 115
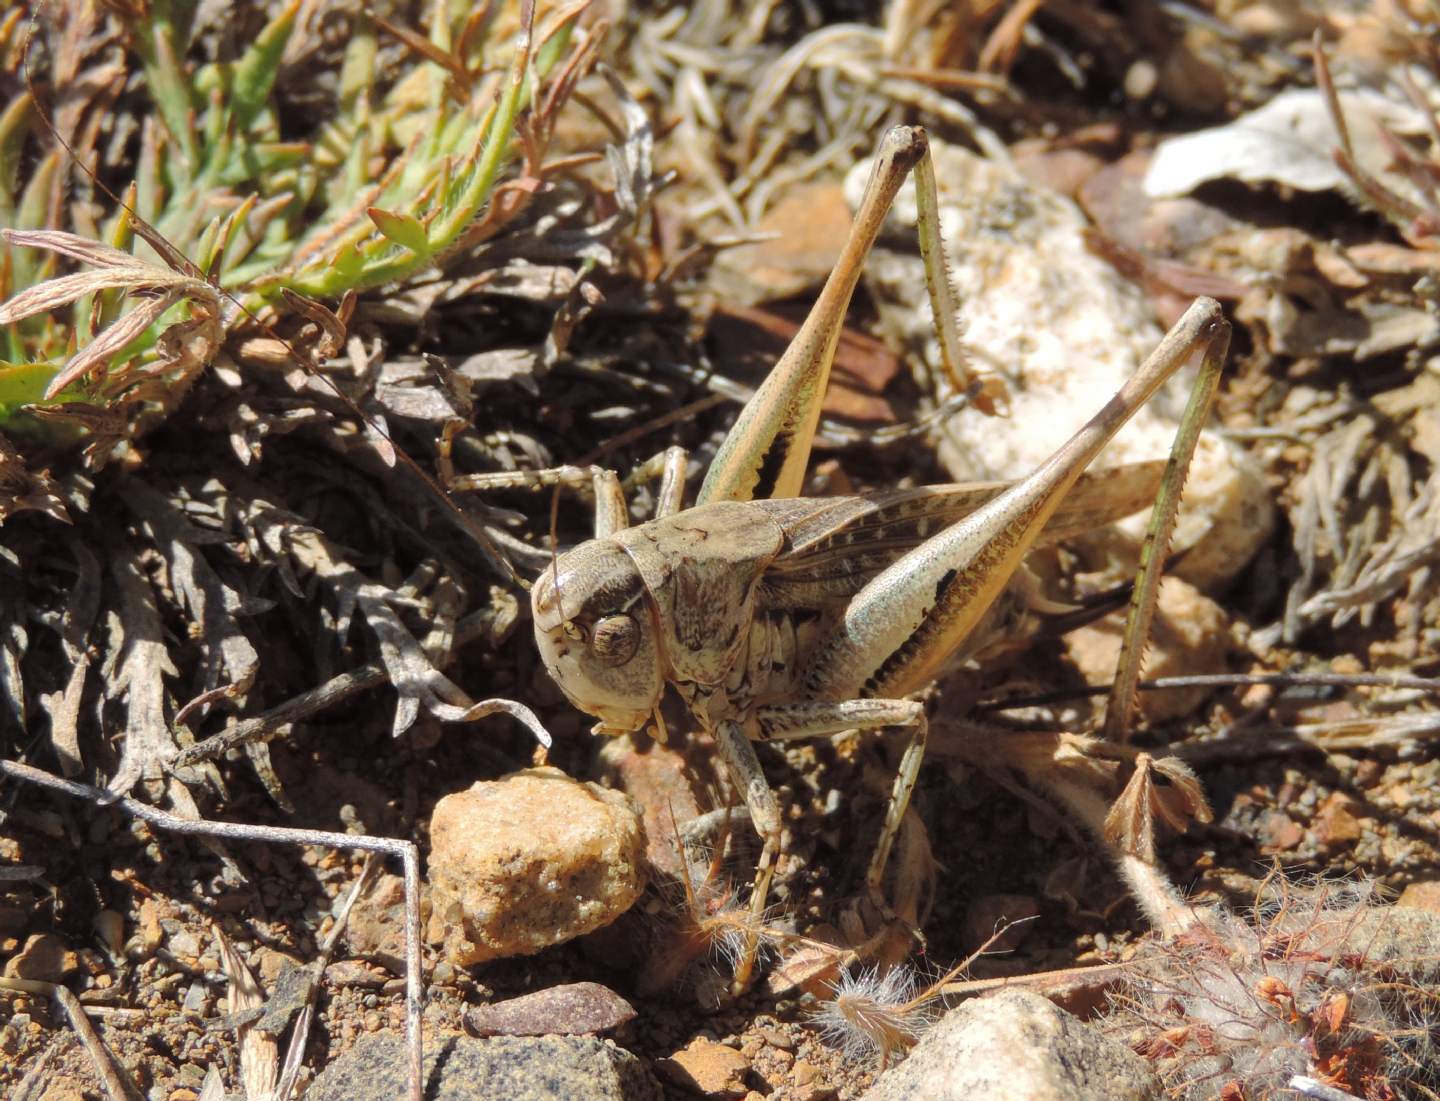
861, 989, 1159, 1101
306, 1032, 662, 1101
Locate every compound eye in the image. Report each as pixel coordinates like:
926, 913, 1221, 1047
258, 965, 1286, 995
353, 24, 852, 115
590, 614, 640, 666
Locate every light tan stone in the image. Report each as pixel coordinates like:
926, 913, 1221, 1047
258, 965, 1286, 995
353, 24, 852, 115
657, 1037, 751, 1098
428, 767, 645, 966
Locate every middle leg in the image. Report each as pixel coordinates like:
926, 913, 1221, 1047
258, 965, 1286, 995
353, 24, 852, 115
711, 699, 927, 992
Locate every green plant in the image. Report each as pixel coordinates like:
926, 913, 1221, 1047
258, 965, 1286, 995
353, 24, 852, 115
0, 0, 594, 454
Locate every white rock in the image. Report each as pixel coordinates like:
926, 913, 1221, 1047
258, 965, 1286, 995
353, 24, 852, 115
427, 767, 646, 966
860, 988, 1159, 1101
846, 141, 1272, 590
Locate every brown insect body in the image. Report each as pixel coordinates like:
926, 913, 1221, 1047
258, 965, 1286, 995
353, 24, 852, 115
532, 466, 1163, 741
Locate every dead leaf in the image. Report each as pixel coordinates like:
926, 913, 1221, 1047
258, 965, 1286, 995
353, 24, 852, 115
212, 925, 278, 1101
104, 544, 181, 796
1145, 87, 1433, 205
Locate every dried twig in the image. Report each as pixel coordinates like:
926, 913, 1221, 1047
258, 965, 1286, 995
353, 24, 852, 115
0, 760, 425, 1101
976, 671, 1440, 713
213, 925, 277, 1101
1174, 712, 1440, 764
0, 976, 145, 1101
273, 855, 383, 1101
173, 607, 539, 767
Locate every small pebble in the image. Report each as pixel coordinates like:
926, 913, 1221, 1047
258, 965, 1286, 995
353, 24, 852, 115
168, 930, 201, 960
792, 1069, 837, 1101
465, 982, 636, 1038
253, 946, 302, 984
658, 1037, 751, 1099
93, 910, 125, 956
181, 982, 209, 1014
428, 768, 646, 966
3, 932, 78, 982
757, 1026, 794, 1051
1312, 792, 1364, 846
1396, 881, 1440, 913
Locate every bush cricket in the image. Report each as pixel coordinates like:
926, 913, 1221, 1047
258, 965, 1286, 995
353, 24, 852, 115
518, 125, 1229, 991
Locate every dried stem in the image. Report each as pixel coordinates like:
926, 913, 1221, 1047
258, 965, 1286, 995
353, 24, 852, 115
0, 977, 145, 1101
273, 855, 383, 1101
978, 671, 1440, 713
173, 608, 544, 767
0, 760, 425, 1101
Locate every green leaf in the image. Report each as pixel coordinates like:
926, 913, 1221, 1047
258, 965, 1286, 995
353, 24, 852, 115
230, 0, 302, 134
0, 360, 68, 422
131, 0, 202, 176
367, 207, 430, 256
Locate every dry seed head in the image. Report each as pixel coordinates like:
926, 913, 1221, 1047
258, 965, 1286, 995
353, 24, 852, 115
812, 965, 935, 1063
675, 831, 786, 966
640, 815, 793, 993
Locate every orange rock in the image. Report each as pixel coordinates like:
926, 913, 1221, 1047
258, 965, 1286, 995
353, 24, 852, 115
427, 768, 646, 966
1396, 880, 1440, 913
1312, 792, 1364, 847
658, 1037, 751, 1098
1256, 811, 1304, 853
3, 932, 78, 982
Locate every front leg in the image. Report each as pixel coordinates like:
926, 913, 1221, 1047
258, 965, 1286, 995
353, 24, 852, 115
710, 719, 785, 995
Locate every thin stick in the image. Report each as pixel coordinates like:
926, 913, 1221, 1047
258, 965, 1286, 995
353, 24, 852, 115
937, 960, 1132, 1001
273, 855, 383, 1101
0, 978, 144, 1101
173, 663, 388, 767
173, 606, 525, 767
976, 671, 1440, 713
0, 761, 425, 1101
1173, 712, 1440, 763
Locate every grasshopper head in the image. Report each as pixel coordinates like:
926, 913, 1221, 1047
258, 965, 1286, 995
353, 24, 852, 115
531, 540, 663, 736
